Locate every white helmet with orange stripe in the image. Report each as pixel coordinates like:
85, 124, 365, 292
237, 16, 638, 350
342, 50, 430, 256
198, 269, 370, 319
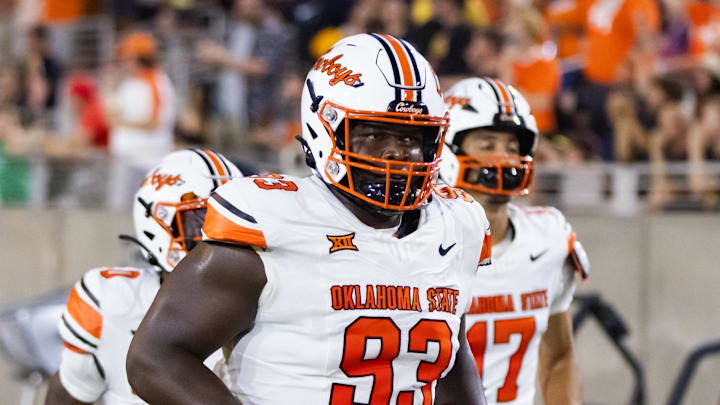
298, 33, 448, 212
130, 149, 242, 271
439, 77, 538, 195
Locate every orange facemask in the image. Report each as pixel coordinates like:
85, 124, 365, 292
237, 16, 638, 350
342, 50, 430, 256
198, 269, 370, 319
318, 101, 449, 211
454, 152, 534, 196
152, 194, 207, 267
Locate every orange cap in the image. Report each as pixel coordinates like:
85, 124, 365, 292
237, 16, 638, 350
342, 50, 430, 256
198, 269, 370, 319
117, 32, 157, 59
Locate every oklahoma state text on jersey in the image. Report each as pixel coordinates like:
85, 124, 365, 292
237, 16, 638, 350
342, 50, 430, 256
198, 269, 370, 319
466, 204, 581, 405
202, 174, 492, 405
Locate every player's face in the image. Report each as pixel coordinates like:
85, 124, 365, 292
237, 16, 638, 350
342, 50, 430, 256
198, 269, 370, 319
169, 193, 208, 253
349, 121, 425, 162
177, 208, 206, 251
460, 129, 519, 206
346, 121, 429, 209
460, 129, 519, 156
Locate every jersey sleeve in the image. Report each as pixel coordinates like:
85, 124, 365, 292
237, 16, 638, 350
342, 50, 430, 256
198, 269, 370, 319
58, 276, 103, 354
58, 347, 107, 402
479, 210, 492, 267
203, 176, 300, 249
468, 199, 492, 267
545, 207, 583, 313
546, 206, 590, 280
57, 272, 108, 401
450, 192, 491, 271
550, 262, 578, 314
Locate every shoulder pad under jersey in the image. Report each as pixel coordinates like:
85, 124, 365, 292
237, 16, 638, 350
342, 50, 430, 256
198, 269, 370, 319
431, 184, 492, 267
514, 205, 588, 280
203, 174, 305, 250
59, 266, 149, 353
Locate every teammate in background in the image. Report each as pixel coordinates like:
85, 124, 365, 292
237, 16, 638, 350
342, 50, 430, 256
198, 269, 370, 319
44, 149, 242, 405
127, 34, 491, 405
440, 78, 589, 405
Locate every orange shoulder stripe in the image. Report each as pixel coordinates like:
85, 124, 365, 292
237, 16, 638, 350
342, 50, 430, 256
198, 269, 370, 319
567, 230, 576, 255
63, 342, 89, 354
480, 232, 492, 265
204, 204, 267, 249
67, 288, 102, 339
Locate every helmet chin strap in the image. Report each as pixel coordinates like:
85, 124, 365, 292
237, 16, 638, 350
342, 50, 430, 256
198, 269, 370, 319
118, 234, 164, 271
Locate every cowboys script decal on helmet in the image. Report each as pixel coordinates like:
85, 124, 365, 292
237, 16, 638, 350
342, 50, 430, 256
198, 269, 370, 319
389, 100, 428, 114
147, 168, 185, 191
444, 96, 470, 109
313, 54, 364, 87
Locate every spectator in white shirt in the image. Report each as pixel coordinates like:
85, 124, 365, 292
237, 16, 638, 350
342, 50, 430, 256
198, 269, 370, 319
107, 31, 176, 208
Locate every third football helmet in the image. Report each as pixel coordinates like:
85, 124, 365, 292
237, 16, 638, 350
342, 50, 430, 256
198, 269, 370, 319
439, 77, 538, 195
299, 33, 449, 212
132, 149, 242, 271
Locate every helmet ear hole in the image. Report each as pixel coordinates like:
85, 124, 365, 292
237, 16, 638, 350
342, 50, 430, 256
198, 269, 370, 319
295, 135, 316, 169
143, 231, 155, 240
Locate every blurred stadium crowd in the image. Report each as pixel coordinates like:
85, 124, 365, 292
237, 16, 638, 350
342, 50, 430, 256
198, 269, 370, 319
0, 0, 719, 210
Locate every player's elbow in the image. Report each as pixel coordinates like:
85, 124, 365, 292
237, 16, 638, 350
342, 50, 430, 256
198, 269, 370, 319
126, 336, 160, 397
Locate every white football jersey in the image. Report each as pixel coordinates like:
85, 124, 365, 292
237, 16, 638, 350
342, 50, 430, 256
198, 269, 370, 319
202, 174, 492, 405
465, 204, 579, 405
57, 266, 222, 404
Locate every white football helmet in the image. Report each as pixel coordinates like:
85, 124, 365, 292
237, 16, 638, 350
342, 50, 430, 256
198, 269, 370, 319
439, 77, 538, 195
132, 149, 242, 271
298, 33, 448, 211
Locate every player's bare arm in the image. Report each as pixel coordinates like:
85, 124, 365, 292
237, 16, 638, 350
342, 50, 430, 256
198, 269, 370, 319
126, 241, 266, 405
435, 316, 488, 405
538, 311, 582, 405
44, 374, 92, 405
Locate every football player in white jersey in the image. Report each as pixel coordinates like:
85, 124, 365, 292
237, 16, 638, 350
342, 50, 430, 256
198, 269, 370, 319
439, 78, 589, 405
44, 149, 242, 405
127, 34, 492, 405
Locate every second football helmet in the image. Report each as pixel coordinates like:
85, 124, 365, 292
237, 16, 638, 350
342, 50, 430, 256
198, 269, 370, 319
132, 149, 242, 271
439, 77, 538, 195
299, 33, 449, 211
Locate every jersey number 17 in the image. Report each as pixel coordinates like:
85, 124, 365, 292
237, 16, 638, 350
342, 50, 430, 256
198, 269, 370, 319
467, 317, 536, 402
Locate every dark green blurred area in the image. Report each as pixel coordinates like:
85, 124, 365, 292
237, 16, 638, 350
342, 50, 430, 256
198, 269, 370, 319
0, 141, 29, 205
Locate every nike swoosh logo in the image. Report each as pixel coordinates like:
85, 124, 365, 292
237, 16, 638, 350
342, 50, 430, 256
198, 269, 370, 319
530, 249, 549, 261
439, 243, 456, 256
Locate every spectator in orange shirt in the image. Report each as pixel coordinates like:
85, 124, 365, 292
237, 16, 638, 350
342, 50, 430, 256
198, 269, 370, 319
42, 0, 85, 23
579, 0, 660, 160
502, 6, 561, 134
545, 0, 594, 67
584, 0, 659, 84
687, 0, 720, 60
